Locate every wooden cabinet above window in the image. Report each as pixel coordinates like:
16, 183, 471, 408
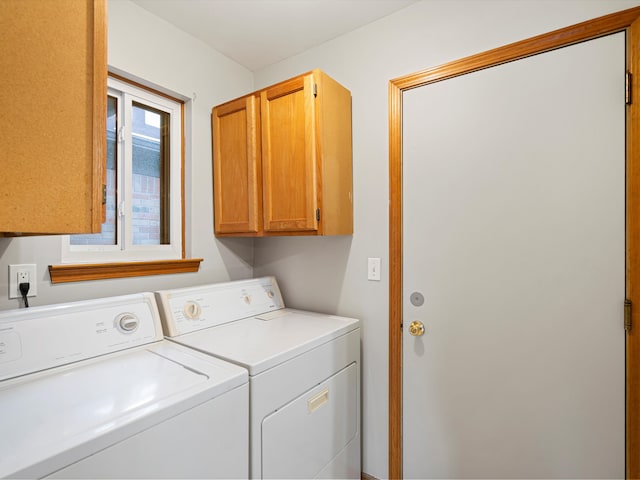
212, 69, 353, 237
0, 0, 107, 235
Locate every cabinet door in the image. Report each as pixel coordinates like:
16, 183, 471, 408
212, 95, 262, 234
0, 0, 107, 235
261, 74, 319, 233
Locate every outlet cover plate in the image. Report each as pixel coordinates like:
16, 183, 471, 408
9, 264, 37, 299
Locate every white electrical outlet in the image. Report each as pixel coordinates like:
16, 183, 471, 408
9, 264, 37, 299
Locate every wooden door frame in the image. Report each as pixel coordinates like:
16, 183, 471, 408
389, 7, 640, 479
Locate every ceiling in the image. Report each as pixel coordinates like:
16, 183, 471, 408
131, 0, 418, 71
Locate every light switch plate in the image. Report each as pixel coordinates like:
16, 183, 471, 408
367, 257, 381, 281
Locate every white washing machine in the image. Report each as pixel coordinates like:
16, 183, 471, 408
0, 292, 249, 479
155, 276, 361, 479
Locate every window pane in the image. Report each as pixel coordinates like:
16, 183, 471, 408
70, 96, 118, 245
131, 102, 170, 245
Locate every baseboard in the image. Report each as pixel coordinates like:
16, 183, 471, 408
362, 473, 379, 480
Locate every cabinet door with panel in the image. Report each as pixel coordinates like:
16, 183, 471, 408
0, 0, 107, 235
261, 74, 319, 233
212, 94, 262, 234
211, 69, 352, 237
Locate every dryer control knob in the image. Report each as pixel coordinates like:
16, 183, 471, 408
116, 313, 139, 333
183, 301, 201, 319
243, 295, 251, 304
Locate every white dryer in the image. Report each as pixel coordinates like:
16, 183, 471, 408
0, 292, 248, 479
155, 276, 361, 479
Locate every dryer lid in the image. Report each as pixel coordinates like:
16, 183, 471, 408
0, 342, 247, 478
173, 309, 360, 375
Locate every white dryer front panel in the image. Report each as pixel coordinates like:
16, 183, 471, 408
261, 363, 358, 479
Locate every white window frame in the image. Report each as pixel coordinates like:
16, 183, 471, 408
62, 76, 183, 264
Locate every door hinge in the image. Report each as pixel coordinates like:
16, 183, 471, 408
625, 299, 632, 332
102, 184, 107, 205
313, 83, 318, 98
626, 71, 632, 105
316, 208, 320, 221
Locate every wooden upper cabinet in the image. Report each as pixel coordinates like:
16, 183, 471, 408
212, 69, 353, 237
0, 0, 107, 235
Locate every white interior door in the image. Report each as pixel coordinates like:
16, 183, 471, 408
402, 33, 626, 479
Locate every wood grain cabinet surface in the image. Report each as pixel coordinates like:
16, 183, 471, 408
212, 69, 353, 237
0, 0, 107, 235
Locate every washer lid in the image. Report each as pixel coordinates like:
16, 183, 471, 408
0, 341, 247, 479
171, 309, 360, 376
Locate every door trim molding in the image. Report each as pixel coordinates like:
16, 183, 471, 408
388, 7, 640, 479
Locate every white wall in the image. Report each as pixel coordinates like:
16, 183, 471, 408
251, 1, 640, 477
0, 0, 256, 310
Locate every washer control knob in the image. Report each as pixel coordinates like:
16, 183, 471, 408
183, 301, 201, 319
243, 295, 251, 304
266, 290, 274, 298
116, 313, 139, 333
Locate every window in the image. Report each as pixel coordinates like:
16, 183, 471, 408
62, 76, 183, 263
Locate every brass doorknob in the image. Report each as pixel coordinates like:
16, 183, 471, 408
408, 320, 425, 337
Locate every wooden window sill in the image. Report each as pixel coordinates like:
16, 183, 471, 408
49, 258, 203, 284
